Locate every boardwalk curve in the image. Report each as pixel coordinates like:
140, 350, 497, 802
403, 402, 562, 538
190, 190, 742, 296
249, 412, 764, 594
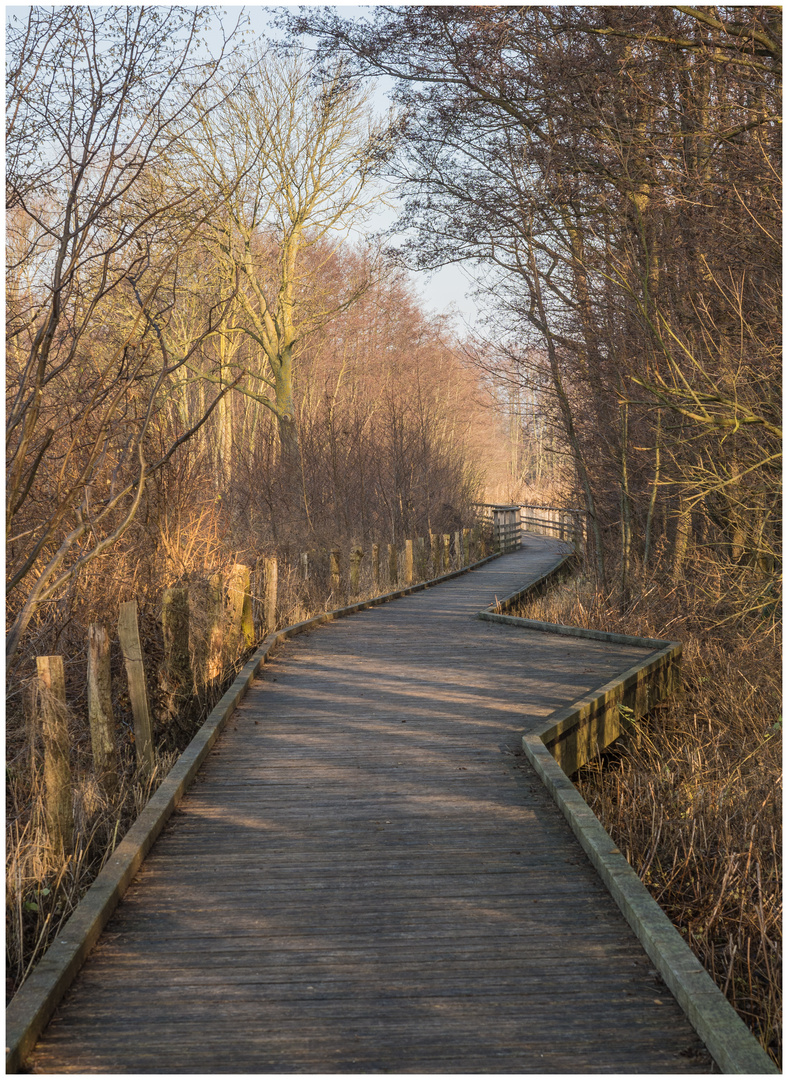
8, 537, 765, 1072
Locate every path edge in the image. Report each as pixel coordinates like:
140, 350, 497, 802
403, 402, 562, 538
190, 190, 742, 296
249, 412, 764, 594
483, 568, 778, 1074
5, 551, 502, 1073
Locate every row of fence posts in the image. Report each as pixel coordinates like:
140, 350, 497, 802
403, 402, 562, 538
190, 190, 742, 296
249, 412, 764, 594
326, 525, 485, 596
33, 525, 490, 854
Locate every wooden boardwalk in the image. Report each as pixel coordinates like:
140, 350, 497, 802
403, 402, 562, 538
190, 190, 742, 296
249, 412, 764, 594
29, 539, 712, 1073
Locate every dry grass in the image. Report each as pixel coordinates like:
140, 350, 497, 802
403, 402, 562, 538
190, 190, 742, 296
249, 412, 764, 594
516, 556, 782, 1067
6, 736, 179, 1001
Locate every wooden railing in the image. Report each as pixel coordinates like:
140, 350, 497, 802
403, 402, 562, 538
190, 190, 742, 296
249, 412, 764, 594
474, 504, 521, 553
517, 504, 586, 553
475, 502, 587, 555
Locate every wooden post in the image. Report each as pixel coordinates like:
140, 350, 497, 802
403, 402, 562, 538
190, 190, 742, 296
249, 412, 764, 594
416, 536, 426, 580
463, 528, 471, 565
404, 538, 414, 585
188, 577, 212, 690
300, 552, 309, 581
329, 548, 341, 597
431, 532, 442, 577
454, 530, 463, 568
36, 655, 73, 853
371, 543, 380, 592
188, 574, 223, 689
162, 587, 191, 699
241, 571, 254, 648
443, 534, 451, 571
207, 572, 224, 680
265, 556, 278, 635
388, 543, 398, 587
118, 601, 154, 773
226, 564, 253, 652
87, 624, 118, 792
350, 546, 364, 595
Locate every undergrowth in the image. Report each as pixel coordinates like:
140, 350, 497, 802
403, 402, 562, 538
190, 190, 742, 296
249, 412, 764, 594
516, 554, 782, 1066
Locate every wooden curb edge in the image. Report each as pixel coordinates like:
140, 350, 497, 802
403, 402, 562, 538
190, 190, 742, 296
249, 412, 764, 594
523, 734, 777, 1075
482, 566, 778, 1074
5, 549, 502, 1072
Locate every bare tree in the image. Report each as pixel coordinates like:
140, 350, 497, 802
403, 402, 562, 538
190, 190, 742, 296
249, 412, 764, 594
5, 6, 241, 664
168, 50, 392, 482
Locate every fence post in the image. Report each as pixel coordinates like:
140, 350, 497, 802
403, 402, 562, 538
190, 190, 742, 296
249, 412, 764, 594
265, 556, 279, 634
329, 548, 341, 597
328, 548, 341, 600
462, 528, 471, 565
188, 574, 222, 690
495, 510, 501, 551
443, 534, 451, 571
350, 546, 364, 595
226, 564, 253, 652
241, 569, 254, 647
371, 543, 380, 592
207, 573, 224, 680
300, 552, 309, 581
118, 601, 154, 773
431, 532, 441, 577
87, 624, 118, 792
404, 539, 414, 585
388, 543, 398, 587
162, 587, 191, 704
454, 530, 462, 568
416, 536, 426, 580
36, 655, 73, 853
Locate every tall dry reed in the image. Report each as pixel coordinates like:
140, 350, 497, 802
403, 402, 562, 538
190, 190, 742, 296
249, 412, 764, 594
517, 556, 782, 1066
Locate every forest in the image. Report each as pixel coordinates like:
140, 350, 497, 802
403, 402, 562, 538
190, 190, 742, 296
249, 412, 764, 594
6, 4, 781, 1065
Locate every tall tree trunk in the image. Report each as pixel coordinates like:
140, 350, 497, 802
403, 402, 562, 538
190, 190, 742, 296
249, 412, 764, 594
619, 395, 632, 600
274, 338, 301, 496
643, 411, 661, 567
528, 246, 608, 587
